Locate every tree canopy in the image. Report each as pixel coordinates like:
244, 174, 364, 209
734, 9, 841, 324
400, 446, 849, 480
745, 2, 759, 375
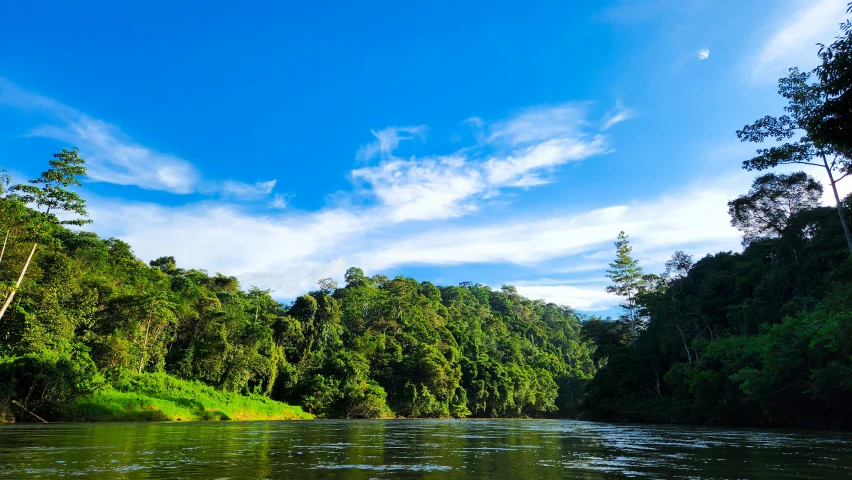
0, 166, 597, 421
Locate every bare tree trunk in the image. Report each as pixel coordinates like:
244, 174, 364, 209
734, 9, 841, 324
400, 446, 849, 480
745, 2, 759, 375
11, 400, 47, 424
0, 231, 8, 265
139, 317, 151, 374
0, 242, 37, 321
823, 153, 852, 256
676, 324, 692, 363
628, 291, 636, 342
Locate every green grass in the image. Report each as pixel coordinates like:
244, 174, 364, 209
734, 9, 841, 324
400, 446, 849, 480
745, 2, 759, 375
71, 373, 313, 422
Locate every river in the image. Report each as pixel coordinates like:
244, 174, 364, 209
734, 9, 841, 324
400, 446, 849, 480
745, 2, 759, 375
1, 420, 850, 478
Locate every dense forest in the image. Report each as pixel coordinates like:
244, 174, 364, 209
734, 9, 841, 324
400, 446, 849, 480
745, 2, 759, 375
0, 158, 596, 421
2, 6, 852, 429
584, 13, 852, 429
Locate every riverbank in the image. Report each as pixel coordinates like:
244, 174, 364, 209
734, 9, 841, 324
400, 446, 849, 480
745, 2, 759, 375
18, 373, 313, 423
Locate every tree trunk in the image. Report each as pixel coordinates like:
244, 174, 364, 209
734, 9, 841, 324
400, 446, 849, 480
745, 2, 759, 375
139, 317, 151, 374
823, 153, 852, 256
11, 400, 47, 424
676, 324, 692, 364
627, 291, 636, 342
0, 231, 8, 265
0, 242, 37, 321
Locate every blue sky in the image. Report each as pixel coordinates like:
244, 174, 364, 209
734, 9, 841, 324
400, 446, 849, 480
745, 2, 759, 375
1, 0, 849, 312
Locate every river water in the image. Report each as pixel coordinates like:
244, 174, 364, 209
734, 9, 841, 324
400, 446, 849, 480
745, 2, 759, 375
1, 420, 850, 479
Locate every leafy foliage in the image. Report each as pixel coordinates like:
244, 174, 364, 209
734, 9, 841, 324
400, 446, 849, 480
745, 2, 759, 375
727, 172, 823, 245
737, 68, 852, 255
606, 232, 655, 339
0, 161, 596, 421
585, 192, 852, 428
813, 3, 852, 155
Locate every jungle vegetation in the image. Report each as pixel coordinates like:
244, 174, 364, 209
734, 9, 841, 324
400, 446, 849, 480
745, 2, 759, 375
1, 5, 852, 429
583, 11, 852, 429
0, 154, 595, 421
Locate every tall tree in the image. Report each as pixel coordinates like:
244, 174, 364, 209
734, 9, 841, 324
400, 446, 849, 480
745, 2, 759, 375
737, 68, 852, 255
0, 169, 30, 268
605, 231, 647, 340
728, 172, 823, 245
0, 149, 91, 321
0, 169, 13, 266
812, 4, 852, 154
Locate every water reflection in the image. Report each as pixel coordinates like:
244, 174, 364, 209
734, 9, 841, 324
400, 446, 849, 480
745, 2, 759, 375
1, 420, 850, 479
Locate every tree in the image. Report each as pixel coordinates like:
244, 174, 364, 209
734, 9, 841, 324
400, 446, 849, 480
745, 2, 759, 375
344, 267, 367, 287
737, 68, 852, 255
0, 170, 33, 270
728, 172, 823, 245
0, 149, 91, 321
317, 277, 338, 294
605, 231, 648, 340
662, 250, 693, 282
812, 4, 852, 155
0, 169, 14, 265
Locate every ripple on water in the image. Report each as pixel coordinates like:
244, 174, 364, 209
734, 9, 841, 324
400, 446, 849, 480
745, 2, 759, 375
312, 462, 453, 472
2, 420, 852, 479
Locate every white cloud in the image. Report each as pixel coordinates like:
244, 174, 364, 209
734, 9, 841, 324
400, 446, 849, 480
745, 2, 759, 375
88, 173, 747, 308
751, 0, 847, 81
1, 80, 748, 310
698, 48, 710, 60
465, 117, 484, 129
484, 136, 608, 185
488, 103, 589, 145
600, 103, 636, 131
351, 155, 484, 222
219, 179, 277, 200
515, 284, 615, 311
356, 125, 427, 161
270, 193, 291, 209
350, 105, 611, 222
0, 78, 277, 198
357, 176, 745, 272
29, 117, 202, 194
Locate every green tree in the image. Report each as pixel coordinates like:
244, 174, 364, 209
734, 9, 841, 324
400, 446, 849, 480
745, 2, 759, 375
812, 4, 852, 154
728, 172, 823, 244
0, 149, 91, 321
0, 169, 14, 265
605, 231, 648, 340
317, 278, 338, 294
737, 68, 852, 255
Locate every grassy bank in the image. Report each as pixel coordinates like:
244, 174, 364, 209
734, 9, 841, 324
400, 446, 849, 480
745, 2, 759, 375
69, 373, 312, 422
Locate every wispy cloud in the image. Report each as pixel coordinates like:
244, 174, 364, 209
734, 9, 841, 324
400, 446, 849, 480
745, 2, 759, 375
356, 176, 744, 271
350, 103, 611, 222
88, 172, 747, 307
219, 180, 277, 200
514, 283, 615, 311
29, 115, 202, 194
601, 103, 636, 131
698, 48, 710, 60
269, 193, 291, 209
0, 79, 277, 198
356, 125, 427, 161
487, 103, 588, 145
2, 78, 738, 310
751, 0, 847, 81
351, 155, 484, 222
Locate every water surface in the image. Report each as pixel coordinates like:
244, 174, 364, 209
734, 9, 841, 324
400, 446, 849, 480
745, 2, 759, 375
1, 420, 850, 478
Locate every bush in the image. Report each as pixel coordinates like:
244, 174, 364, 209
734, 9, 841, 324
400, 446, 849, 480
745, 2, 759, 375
0, 349, 103, 422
